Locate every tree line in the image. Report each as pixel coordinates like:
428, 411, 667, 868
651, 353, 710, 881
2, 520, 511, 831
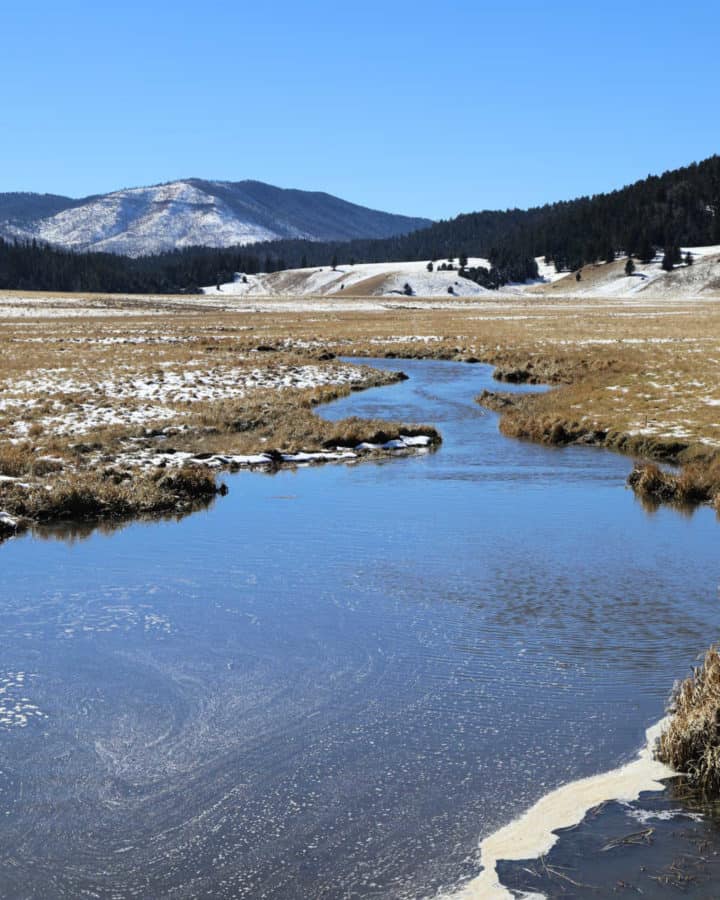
2, 155, 720, 293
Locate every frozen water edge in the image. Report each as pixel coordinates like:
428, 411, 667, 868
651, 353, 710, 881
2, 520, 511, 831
113, 434, 435, 471
442, 719, 672, 900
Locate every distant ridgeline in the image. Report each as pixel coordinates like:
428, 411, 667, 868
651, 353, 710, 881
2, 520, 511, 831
2, 155, 720, 293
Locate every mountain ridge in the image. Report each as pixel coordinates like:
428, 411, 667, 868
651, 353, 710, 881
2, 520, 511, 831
0, 179, 431, 257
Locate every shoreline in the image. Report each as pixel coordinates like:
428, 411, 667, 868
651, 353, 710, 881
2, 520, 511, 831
444, 720, 674, 900
2, 329, 717, 895
0, 367, 441, 545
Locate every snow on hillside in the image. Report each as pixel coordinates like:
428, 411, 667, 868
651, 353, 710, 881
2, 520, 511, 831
5, 182, 294, 255
533, 257, 571, 284
202, 247, 720, 300
534, 246, 720, 299
203, 258, 496, 298
1, 179, 431, 258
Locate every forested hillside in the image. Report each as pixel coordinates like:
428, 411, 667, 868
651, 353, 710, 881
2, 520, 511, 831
2, 156, 719, 293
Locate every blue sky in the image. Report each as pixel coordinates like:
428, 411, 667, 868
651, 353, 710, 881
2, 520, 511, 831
2, 0, 719, 219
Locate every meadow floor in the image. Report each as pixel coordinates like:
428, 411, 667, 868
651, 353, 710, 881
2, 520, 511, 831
2, 288, 720, 534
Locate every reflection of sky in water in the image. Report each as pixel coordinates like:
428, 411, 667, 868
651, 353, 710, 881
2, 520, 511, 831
1, 360, 719, 899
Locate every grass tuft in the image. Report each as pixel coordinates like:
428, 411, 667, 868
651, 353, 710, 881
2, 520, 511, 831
628, 459, 720, 507
2, 465, 221, 525
658, 646, 720, 794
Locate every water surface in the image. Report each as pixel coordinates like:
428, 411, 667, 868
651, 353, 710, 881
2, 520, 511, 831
1, 359, 718, 898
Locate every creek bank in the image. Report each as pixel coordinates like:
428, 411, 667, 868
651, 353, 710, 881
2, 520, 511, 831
477, 389, 698, 462
0, 465, 224, 543
0, 431, 440, 544
657, 645, 720, 793
477, 388, 720, 511
0, 366, 441, 545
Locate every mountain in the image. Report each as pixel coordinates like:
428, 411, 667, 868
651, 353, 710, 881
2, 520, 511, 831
4, 155, 720, 294
0, 179, 431, 257
0, 192, 80, 223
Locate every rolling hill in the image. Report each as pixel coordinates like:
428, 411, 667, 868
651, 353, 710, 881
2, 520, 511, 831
0, 179, 431, 257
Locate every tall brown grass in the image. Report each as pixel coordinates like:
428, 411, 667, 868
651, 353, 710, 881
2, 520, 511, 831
2, 465, 220, 524
658, 646, 720, 793
628, 459, 720, 508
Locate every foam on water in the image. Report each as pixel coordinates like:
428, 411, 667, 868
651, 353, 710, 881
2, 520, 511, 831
448, 719, 672, 899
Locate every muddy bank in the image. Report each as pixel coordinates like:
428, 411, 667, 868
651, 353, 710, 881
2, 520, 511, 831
0, 465, 224, 543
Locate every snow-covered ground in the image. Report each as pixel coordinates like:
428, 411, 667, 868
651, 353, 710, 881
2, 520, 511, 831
536, 246, 720, 299
203, 258, 497, 298
4, 363, 377, 437
202, 248, 720, 301
114, 434, 434, 473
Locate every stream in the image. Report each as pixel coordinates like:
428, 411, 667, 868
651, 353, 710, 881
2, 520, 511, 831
0, 357, 718, 898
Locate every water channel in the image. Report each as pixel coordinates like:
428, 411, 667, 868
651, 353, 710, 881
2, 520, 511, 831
1, 358, 717, 898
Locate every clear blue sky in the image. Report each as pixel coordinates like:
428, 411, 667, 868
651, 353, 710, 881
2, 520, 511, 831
2, 0, 719, 219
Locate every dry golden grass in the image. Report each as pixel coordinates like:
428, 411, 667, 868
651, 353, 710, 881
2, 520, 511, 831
658, 646, 720, 793
0, 464, 221, 537
627, 460, 720, 508
3, 288, 720, 530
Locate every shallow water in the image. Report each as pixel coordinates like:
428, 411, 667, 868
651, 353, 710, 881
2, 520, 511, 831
1, 358, 719, 898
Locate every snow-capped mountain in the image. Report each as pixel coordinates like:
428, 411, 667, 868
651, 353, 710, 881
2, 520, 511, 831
0, 180, 431, 257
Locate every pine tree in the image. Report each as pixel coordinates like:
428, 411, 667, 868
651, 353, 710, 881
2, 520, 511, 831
426, 261, 434, 272
685, 251, 694, 266
638, 238, 655, 264
661, 248, 674, 272
625, 257, 635, 276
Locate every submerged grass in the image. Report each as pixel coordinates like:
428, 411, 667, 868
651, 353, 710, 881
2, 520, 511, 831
658, 647, 720, 794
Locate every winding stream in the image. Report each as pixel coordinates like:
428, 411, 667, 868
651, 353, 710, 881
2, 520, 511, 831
0, 358, 718, 898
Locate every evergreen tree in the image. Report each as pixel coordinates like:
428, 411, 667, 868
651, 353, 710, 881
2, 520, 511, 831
426, 261, 434, 272
625, 257, 636, 276
685, 251, 694, 266
638, 238, 655, 264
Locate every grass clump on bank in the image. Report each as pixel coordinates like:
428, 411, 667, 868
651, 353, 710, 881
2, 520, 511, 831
628, 458, 720, 509
0, 465, 221, 534
0, 376, 440, 540
658, 646, 720, 794
477, 388, 720, 511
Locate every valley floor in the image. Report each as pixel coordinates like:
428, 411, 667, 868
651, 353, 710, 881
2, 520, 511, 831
2, 287, 720, 534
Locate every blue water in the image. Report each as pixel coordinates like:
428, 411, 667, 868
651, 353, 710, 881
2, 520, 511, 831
0, 359, 718, 899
